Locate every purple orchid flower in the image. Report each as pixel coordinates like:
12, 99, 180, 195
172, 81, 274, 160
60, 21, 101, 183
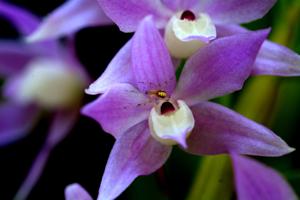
96, 0, 300, 76
25, 0, 300, 77
64, 154, 297, 200
0, 2, 89, 199
82, 17, 294, 200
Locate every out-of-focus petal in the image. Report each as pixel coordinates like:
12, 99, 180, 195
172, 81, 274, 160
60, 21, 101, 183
186, 102, 294, 156
253, 41, 300, 76
82, 84, 151, 139
201, 0, 276, 24
45, 110, 78, 146
0, 1, 39, 35
98, 121, 172, 200
0, 41, 38, 76
132, 16, 176, 95
14, 110, 78, 200
0, 103, 38, 146
231, 154, 298, 200
85, 40, 133, 95
26, 0, 112, 42
65, 183, 93, 200
161, 0, 200, 12
173, 29, 268, 105
97, 0, 172, 32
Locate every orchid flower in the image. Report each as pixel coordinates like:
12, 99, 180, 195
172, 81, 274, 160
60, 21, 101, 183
64, 154, 297, 200
82, 17, 294, 200
0, 2, 89, 199
96, 0, 300, 76
26, 0, 300, 77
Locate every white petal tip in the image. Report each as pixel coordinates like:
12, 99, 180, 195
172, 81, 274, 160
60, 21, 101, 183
84, 87, 102, 95
287, 147, 296, 153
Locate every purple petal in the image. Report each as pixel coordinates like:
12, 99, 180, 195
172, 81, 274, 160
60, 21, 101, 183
0, 1, 39, 35
0, 41, 38, 76
173, 29, 268, 105
252, 40, 300, 76
132, 16, 176, 95
14, 110, 77, 200
216, 24, 300, 77
0, 103, 38, 146
45, 110, 78, 146
82, 84, 151, 139
85, 40, 134, 95
98, 121, 172, 200
65, 183, 93, 200
161, 0, 200, 12
186, 102, 294, 156
231, 154, 298, 200
97, 0, 172, 32
215, 24, 246, 38
26, 0, 112, 42
201, 0, 276, 24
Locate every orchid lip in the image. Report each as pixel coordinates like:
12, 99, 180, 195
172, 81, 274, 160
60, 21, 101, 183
148, 100, 195, 147
164, 11, 217, 58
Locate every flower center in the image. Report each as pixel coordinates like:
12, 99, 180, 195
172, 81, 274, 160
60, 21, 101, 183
148, 99, 195, 148
180, 10, 196, 21
17, 58, 85, 109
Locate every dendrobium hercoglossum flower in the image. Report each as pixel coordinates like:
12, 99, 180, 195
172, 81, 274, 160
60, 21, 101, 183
97, 0, 300, 76
82, 17, 294, 200
27, 0, 300, 77
0, 2, 89, 199
64, 154, 297, 200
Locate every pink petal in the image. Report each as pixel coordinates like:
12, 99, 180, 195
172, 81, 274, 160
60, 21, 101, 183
0, 103, 38, 146
185, 102, 294, 156
231, 154, 298, 200
82, 84, 151, 139
0, 1, 39, 35
26, 0, 112, 42
132, 16, 176, 95
85, 40, 134, 95
201, 0, 276, 24
252, 41, 300, 76
98, 121, 172, 200
65, 183, 93, 200
161, 0, 200, 12
173, 29, 268, 105
14, 110, 78, 200
97, 0, 171, 32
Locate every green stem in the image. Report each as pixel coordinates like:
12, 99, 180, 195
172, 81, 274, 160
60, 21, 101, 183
186, 155, 233, 200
